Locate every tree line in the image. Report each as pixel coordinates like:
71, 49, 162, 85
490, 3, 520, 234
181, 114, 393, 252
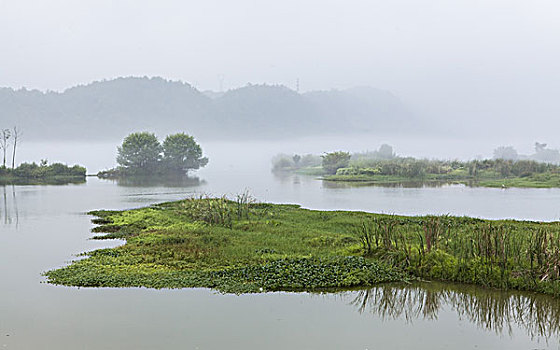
273, 142, 560, 178
493, 143, 560, 163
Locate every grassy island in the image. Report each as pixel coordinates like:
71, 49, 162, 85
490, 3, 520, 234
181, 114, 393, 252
324, 158, 560, 188
46, 196, 560, 295
273, 146, 560, 188
324, 172, 560, 188
0, 162, 86, 184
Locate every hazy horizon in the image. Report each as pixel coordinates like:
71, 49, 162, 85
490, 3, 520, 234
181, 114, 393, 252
3, 1, 560, 141
0, 75, 394, 95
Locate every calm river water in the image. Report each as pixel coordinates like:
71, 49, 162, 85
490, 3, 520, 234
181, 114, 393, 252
1, 140, 560, 349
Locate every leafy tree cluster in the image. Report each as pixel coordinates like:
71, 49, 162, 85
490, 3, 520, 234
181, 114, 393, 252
321, 151, 351, 174
115, 132, 208, 175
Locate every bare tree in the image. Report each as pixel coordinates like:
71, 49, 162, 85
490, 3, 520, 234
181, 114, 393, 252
0, 129, 10, 168
11, 127, 21, 170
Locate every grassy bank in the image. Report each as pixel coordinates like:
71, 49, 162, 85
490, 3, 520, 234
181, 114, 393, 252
324, 172, 560, 188
0, 176, 86, 185
324, 159, 560, 188
46, 197, 560, 295
0, 162, 86, 184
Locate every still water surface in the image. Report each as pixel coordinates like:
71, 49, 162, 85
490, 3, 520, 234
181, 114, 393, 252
2, 145, 560, 349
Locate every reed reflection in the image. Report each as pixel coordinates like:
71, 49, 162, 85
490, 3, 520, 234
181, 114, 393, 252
344, 282, 560, 341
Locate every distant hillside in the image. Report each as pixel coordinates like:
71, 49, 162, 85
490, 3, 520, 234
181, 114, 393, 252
0, 77, 413, 140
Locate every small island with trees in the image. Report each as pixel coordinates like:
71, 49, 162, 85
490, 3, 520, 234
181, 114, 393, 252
272, 143, 560, 188
97, 132, 208, 178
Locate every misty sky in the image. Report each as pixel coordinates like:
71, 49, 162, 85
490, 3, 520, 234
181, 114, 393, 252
1, 0, 560, 138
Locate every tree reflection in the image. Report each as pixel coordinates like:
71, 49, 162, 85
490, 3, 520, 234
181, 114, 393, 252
103, 175, 205, 188
321, 180, 456, 189
344, 282, 560, 340
2, 185, 19, 227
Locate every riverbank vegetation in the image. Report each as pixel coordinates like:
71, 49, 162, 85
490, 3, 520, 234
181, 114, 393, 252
46, 197, 560, 296
272, 143, 560, 188
327, 158, 560, 188
271, 153, 322, 174
0, 160, 86, 184
98, 132, 208, 178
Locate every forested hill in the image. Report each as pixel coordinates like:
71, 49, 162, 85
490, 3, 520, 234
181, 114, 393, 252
0, 77, 413, 140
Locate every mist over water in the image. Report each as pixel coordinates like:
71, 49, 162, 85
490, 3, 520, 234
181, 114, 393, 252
17, 134, 551, 175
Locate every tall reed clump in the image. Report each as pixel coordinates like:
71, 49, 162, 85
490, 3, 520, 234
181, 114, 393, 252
180, 193, 257, 228
355, 213, 560, 295
235, 190, 255, 220
356, 217, 399, 255
181, 195, 234, 228
356, 216, 413, 268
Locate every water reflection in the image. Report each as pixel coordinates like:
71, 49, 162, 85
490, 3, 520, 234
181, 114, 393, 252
100, 175, 205, 188
0, 177, 86, 185
342, 282, 560, 341
1, 185, 19, 227
321, 180, 461, 189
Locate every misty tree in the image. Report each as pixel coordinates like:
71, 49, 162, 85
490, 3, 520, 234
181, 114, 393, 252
300, 154, 322, 167
117, 132, 162, 173
162, 133, 208, 174
322, 151, 351, 174
377, 144, 395, 160
533, 142, 560, 163
535, 142, 547, 153
0, 129, 10, 168
11, 126, 21, 169
272, 156, 294, 171
292, 154, 301, 167
493, 146, 518, 161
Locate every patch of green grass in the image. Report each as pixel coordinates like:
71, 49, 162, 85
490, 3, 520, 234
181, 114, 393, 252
324, 171, 560, 188
45, 198, 560, 295
46, 199, 409, 293
478, 173, 560, 188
